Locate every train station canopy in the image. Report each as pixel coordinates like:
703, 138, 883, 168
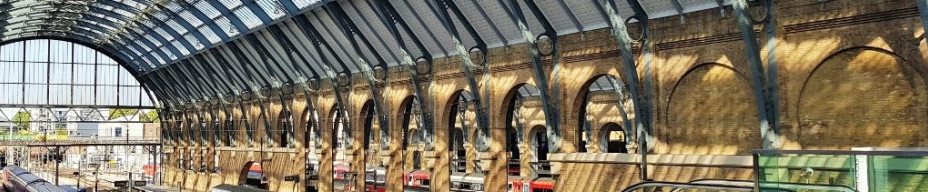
0, 0, 729, 104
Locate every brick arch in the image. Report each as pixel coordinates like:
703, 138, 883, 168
441, 89, 475, 150
397, 95, 420, 149
360, 99, 376, 151
301, 106, 321, 150
663, 63, 758, 155
796, 47, 928, 149
573, 74, 629, 153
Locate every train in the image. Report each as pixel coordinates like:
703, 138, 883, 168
1, 166, 71, 192
357, 168, 555, 192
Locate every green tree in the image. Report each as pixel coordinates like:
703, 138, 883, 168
109, 109, 139, 120
12, 111, 30, 130
145, 110, 160, 123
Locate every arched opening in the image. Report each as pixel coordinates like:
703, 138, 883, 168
666, 63, 757, 155
401, 96, 425, 171
577, 75, 631, 153
330, 104, 351, 190
448, 90, 476, 174
600, 123, 627, 153
528, 125, 550, 177
278, 109, 295, 148
303, 107, 320, 192
504, 84, 545, 177
798, 48, 927, 149
239, 161, 269, 189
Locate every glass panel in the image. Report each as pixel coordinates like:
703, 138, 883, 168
166, 19, 187, 34
0, 62, 23, 83
49, 85, 71, 105
195, 0, 222, 19
256, 0, 286, 19
219, 0, 243, 10
198, 25, 222, 44
293, 0, 322, 9
756, 150, 928, 192
215, 16, 239, 36
233, 7, 262, 29
49, 64, 72, 84
172, 40, 191, 55
179, 10, 204, 27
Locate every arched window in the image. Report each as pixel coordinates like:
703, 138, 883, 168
402, 96, 424, 171
449, 90, 475, 173
601, 123, 627, 153
279, 110, 295, 148
580, 75, 630, 153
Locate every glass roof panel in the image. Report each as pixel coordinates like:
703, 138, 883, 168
152, 11, 170, 21
165, 19, 187, 34
233, 6, 262, 29
194, 0, 222, 19
214, 16, 239, 36
179, 10, 203, 27
198, 25, 222, 44
165, 1, 185, 12
256, 0, 287, 20
184, 33, 204, 49
153, 27, 172, 41
172, 40, 190, 55
219, 0, 243, 10
293, 0, 321, 9
144, 34, 161, 47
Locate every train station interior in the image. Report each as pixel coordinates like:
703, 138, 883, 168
1, 0, 928, 191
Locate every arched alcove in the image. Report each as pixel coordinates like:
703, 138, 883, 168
239, 161, 269, 189
600, 123, 627, 153
448, 90, 476, 174
665, 63, 758, 155
576, 75, 631, 153
797, 48, 928, 149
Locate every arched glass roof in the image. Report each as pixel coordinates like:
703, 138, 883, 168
0, 0, 730, 105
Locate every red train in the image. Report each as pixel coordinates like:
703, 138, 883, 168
343, 167, 556, 192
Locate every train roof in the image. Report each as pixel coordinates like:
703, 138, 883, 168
210, 184, 270, 192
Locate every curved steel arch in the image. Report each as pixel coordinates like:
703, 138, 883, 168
0, 4, 183, 67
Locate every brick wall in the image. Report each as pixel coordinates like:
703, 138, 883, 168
160, 0, 928, 191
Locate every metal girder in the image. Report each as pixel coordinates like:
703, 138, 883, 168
323, 1, 392, 150
292, 13, 354, 150
918, 0, 928, 46
173, 60, 217, 101
243, 34, 298, 147
669, 0, 686, 23
267, 24, 322, 80
431, 0, 492, 152
596, 0, 654, 180
344, 0, 400, 63
204, 0, 249, 36
502, 0, 564, 153
371, 0, 435, 150
187, 56, 236, 96
397, 0, 449, 56
0, 15, 165, 70
151, 3, 213, 49
197, 53, 242, 95
174, 0, 231, 40
206, 49, 252, 94
263, 24, 325, 148
225, 42, 275, 89
221, 41, 277, 147
242, 34, 293, 85
731, 0, 780, 149
469, 0, 508, 46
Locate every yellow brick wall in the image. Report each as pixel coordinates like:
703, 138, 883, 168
160, 1, 928, 191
